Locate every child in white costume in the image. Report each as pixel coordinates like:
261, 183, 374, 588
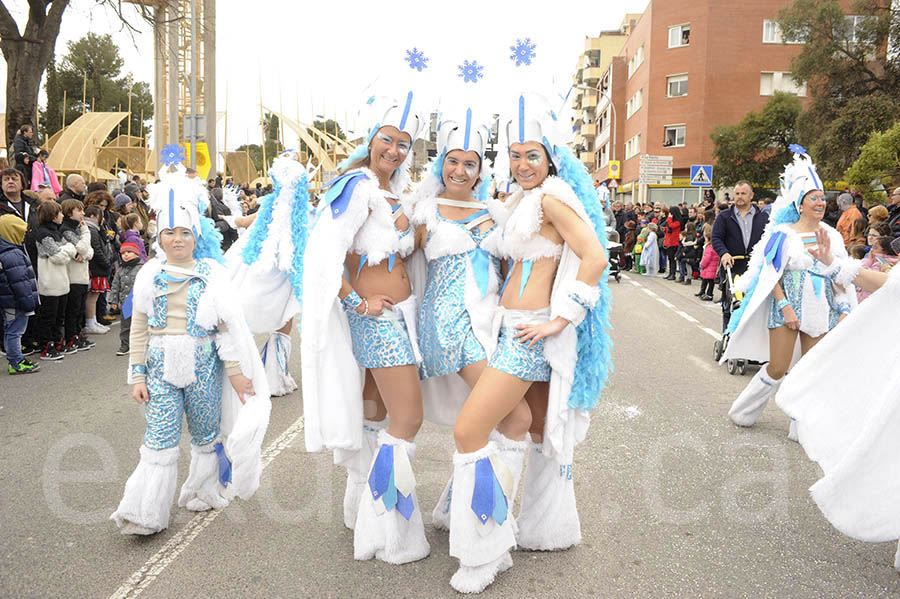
301, 92, 430, 563
776, 234, 900, 569
111, 154, 271, 535
226, 152, 312, 396
446, 91, 613, 593
724, 146, 855, 436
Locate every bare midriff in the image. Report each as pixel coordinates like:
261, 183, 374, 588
346, 253, 412, 304
500, 222, 564, 310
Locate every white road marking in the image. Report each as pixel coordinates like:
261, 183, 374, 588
702, 327, 722, 340
623, 276, 724, 342
108, 416, 306, 599
642, 288, 656, 297
675, 310, 699, 324
656, 298, 675, 309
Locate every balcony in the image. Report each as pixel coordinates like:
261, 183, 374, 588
584, 67, 604, 82
579, 151, 596, 166
583, 93, 598, 108
580, 123, 598, 137
585, 37, 605, 51
596, 126, 611, 148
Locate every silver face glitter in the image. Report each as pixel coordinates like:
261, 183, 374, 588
526, 150, 544, 166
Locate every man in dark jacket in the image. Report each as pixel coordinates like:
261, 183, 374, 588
12, 124, 37, 189
887, 186, 900, 236
711, 180, 769, 330
58, 174, 86, 202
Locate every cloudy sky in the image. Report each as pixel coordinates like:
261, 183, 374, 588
1, 0, 649, 160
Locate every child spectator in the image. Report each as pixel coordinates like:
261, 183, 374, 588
640, 223, 660, 276
30, 150, 62, 196
697, 224, 719, 301
848, 217, 867, 248
58, 199, 95, 353
0, 214, 40, 373
118, 213, 147, 262
634, 225, 648, 274
677, 222, 698, 285
34, 201, 76, 360
622, 220, 637, 271
84, 205, 112, 334
856, 236, 898, 303
108, 240, 143, 356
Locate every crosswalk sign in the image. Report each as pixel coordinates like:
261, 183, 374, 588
690, 164, 713, 187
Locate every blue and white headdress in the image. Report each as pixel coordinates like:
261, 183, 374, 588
148, 144, 224, 263
769, 144, 824, 227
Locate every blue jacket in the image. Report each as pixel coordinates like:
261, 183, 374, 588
711, 206, 769, 277
0, 237, 39, 312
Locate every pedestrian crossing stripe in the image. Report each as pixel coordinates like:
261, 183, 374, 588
690, 164, 712, 186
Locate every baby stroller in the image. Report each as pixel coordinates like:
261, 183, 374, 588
712, 260, 748, 375
607, 230, 623, 283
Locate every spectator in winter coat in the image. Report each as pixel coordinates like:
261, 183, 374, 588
0, 214, 40, 374
58, 174, 86, 203
34, 201, 76, 360
663, 206, 683, 279
12, 124, 37, 188
108, 240, 143, 356
836, 192, 864, 246
697, 225, 719, 301
118, 213, 147, 262
83, 205, 112, 335
30, 151, 61, 195
677, 222, 699, 285
58, 199, 94, 352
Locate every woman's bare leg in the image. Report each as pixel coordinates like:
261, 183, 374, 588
454, 367, 532, 452
277, 319, 292, 335
458, 360, 531, 441
369, 364, 422, 441
765, 326, 799, 380
362, 369, 387, 422
524, 382, 549, 443
798, 332, 824, 357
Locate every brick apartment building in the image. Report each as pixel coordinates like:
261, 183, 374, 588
573, 0, 859, 205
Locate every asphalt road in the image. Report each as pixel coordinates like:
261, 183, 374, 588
2, 273, 898, 599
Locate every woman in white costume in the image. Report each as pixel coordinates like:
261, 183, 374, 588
407, 114, 532, 531
776, 230, 900, 569
111, 151, 271, 535
445, 92, 612, 593
724, 146, 855, 435
226, 152, 312, 397
301, 92, 431, 564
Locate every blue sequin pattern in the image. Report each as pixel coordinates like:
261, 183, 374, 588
147, 261, 215, 338
767, 269, 841, 331
488, 325, 551, 382
346, 310, 417, 369
143, 341, 223, 449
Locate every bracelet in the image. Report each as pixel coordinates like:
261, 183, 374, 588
776, 298, 791, 311
837, 302, 851, 315
341, 289, 363, 313
362, 297, 369, 316
131, 364, 148, 377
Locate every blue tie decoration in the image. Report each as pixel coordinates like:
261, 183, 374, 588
764, 231, 787, 272
809, 270, 825, 299
122, 290, 134, 320
519, 260, 533, 298
468, 248, 492, 298
322, 171, 367, 218
368, 444, 416, 520
214, 441, 232, 488
471, 457, 509, 526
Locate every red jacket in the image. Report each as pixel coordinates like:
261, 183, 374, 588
699, 243, 719, 279
663, 217, 681, 247
30, 161, 62, 195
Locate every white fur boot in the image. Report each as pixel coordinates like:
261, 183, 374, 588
894, 540, 900, 570
344, 419, 386, 530
110, 445, 179, 535
354, 430, 430, 564
432, 475, 453, 531
516, 442, 581, 551
178, 440, 230, 512
260, 332, 297, 397
728, 368, 784, 427
449, 443, 516, 594
787, 418, 799, 442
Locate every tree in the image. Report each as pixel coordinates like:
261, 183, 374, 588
845, 120, 900, 201
778, 0, 900, 179
44, 33, 153, 141
711, 92, 803, 193
300, 119, 346, 155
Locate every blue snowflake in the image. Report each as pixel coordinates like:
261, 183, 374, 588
405, 47, 429, 72
457, 60, 484, 84
160, 143, 185, 166
510, 38, 537, 67
789, 143, 807, 155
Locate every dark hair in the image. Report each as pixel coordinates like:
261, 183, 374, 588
60, 198, 84, 217
0, 167, 24, 187
18, 124, 32, 134
848, 244, 867, 259
869, 222, 892, 237
878, 235, 898, 256
86, 182, 107, 193
851, 217, 867, 238
38, 149, 49, 159
38, 200, 61, 224
124, 213, 141, 230
734, 180, 752, 192
84, 205, 102, 219
84, 190, 114, 209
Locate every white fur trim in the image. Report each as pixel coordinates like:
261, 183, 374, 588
516, 443, 581, 550
260, 332, 297, 397
132, 258, 164, 318
148, 335, 199, 387
178, 440, 229, 511
110, 445, 179, 534
557, 279, 600, 326
833, 257, 863, 288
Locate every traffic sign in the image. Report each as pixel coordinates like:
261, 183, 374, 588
608, 179, 618, 189
639, 166, 673, 176
608, 160, 621, 179
640, 154, 673, 162
642, 179, 673, 186
690, 164, 713, 187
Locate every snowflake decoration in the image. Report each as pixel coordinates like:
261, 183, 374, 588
160, 143, 185, 166
788, 143, 807, 155
457, 60, 484, 84
405, 47, 429, 72
510, 38, 536, 67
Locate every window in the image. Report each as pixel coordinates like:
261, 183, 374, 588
844, 15, 871, 44
625, 134, 641, 160
668, 24, 690, 48
663, 125, 686, 148
626, 88, 643, 119
760, 71, 807, 96
666, 74, 688, 97
628, 44, 644, 78
763, 19, 804, 44
599, 143, 609, 167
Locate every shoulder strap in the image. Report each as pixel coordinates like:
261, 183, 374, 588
437, 198, 485, 209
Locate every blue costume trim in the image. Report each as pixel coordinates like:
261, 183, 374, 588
322, 171, 367, 218
472, 457, 508, 526
214, 441, 232, 487
240, 191, 277, 265
194, 214, 225, 264
518, 260, 533, 298
367, 444, 415, 520
555, 145, 614, 411
337, 128, 378, 173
